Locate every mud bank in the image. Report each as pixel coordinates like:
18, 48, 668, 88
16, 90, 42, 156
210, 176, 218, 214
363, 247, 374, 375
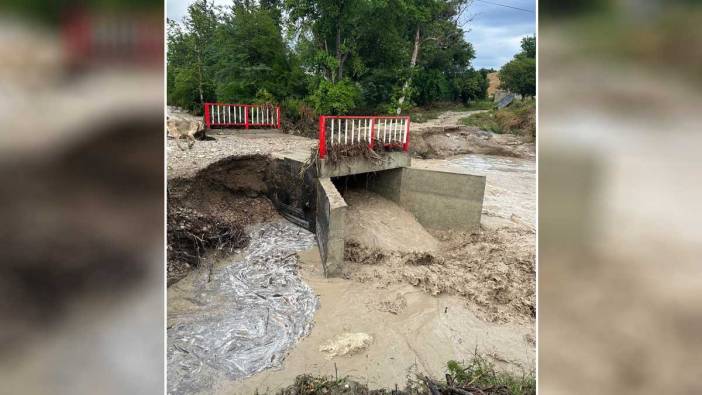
167, 221, 317, 395
411, 126, 534, 159
167, 154, 316, 285
167, 155, 278, 285
220, 247, 535, 394
410, 111, 534, 160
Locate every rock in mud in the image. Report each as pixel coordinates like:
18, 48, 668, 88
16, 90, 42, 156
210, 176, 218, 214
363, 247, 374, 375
319, 333, 374, 358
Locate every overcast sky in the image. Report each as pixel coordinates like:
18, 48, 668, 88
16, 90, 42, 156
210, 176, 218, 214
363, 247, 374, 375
167, 0, 535, 70
463, 0, 535, 69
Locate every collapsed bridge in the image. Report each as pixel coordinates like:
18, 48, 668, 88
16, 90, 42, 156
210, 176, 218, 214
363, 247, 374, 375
199, 104, 487, 277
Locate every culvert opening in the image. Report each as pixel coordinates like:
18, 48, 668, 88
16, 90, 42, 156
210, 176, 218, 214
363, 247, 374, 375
330, 172, 375, 196
330, 171, 440, 258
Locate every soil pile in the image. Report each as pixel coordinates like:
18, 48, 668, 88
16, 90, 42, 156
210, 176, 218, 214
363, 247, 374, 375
343, 190, 439, 254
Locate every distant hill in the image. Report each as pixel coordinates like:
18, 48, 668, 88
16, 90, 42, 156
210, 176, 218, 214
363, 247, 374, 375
487, 72, 501, 98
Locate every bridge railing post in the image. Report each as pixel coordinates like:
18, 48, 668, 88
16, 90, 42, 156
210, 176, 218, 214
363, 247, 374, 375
244, 105, 249, 129
319, 116, 327, 159
369, 118, 375, 150
403, 117, 411, 152
204, 103, 211, 129
276, 106, 281, 129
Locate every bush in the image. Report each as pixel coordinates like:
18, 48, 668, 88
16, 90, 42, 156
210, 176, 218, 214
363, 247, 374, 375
281, 97, 317, 136
254, 88, 277, 105
499, 57, 536, 98
309, 79, 361, 115
446, 356, 535, 395
462, 99, 535, 139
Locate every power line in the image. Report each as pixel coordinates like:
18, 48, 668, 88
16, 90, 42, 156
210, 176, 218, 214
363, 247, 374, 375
474, 0, 535, 13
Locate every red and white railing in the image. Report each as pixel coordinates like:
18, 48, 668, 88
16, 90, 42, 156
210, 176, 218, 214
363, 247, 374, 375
204, 103, 281, 129
318, 115, 410, 159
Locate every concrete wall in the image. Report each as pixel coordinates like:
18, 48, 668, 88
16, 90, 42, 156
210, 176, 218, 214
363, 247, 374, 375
370, 167, 485, 233
317, 151, 410, 178
315, 177, 347, 276
267, 157, 316, 231
367, 168, 403, 203
399, 168, 485, 232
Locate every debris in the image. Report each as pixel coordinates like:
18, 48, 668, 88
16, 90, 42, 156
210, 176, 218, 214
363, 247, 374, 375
319, 333, 374, 358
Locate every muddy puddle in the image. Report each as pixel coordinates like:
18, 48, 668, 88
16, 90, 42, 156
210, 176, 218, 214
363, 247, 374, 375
167, 220, 317, 395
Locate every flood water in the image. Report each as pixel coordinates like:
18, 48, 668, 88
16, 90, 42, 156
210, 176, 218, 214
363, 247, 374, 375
167, 220, 317, 394
447, 154, 535, 175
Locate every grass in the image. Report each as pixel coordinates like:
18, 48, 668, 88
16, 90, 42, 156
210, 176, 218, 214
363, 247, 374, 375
410, 100, 495, 123
272, 354, 535, 394
445, 354, 535, 395
461, 99, 535, 138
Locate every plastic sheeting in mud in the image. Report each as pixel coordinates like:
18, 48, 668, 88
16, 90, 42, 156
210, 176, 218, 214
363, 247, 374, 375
167, 221, 317, 395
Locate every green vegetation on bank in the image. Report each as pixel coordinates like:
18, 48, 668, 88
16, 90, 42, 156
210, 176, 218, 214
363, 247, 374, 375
275, 355, 535, 394
461, 99, 535, 139
167, 0, 493, 127
445, 356, 535, 395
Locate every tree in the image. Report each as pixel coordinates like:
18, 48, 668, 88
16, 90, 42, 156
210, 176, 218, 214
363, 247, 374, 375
395, 0, 473, 113
519, 36, 536, 59
167, 0, 483, 115
499, 35, 536, 98
499, 57, 535, 98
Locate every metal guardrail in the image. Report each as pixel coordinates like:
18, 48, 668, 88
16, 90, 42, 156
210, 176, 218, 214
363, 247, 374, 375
318, 115, 410, 159
204, 103, 281, 129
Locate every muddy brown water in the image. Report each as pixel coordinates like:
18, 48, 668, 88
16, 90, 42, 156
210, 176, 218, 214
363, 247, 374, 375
167, 221, 317, 394
168, 153, 536, 393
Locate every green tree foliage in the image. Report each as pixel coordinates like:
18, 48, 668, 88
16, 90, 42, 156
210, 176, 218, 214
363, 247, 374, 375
167, 0, 485, 116
520, 36, 536, 58
309, 80, 360, 114
499, 36, 536, 98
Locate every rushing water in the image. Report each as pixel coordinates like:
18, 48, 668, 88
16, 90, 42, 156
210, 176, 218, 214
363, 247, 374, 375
167, 220, 317, 395
447, 154, 535, 175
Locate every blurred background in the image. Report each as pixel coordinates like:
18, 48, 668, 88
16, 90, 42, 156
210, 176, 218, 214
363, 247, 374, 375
0, 0, 164, 394
3, 0, 701, 393
539, 0, 702, 394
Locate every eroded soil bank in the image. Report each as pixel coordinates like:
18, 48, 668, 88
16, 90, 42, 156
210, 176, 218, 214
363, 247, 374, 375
167, 155, 278, 285
410, 111, 535, 160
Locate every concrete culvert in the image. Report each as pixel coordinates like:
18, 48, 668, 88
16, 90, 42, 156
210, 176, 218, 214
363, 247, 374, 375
331, 174, 439, 255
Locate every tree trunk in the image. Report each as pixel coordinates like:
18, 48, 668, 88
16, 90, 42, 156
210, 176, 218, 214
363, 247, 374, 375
195, 47, 205, 106
336, 24, 342, 81
396, 26, 421, 114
